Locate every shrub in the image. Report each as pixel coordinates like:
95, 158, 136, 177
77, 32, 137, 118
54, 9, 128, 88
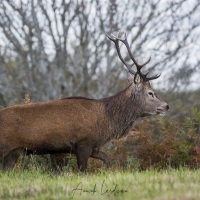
107, 108, 200, 170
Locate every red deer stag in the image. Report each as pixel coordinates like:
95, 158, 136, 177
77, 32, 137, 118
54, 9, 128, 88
0, 32, 169, 172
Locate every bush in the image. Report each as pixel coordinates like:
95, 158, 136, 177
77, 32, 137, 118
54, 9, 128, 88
107, 108, 200, 170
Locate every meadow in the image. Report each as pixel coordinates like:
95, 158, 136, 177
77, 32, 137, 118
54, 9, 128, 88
1, 168, 200, 200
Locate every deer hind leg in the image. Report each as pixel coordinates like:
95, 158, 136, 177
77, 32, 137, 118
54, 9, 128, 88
76, 144, 92, 172
2, 148, 25, 172
91, 149, 110, 168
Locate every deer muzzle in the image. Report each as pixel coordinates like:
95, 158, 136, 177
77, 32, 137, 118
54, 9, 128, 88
156, 104, 169, 116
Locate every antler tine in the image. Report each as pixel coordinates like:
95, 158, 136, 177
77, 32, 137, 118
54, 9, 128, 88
107, 31, 161, 82
115, 31, 160, 82
117, 32, 150, 71
144, 73, 161, 81
106, 31, 136, 75
140, 57, 151, 67
140, 69, 161, 81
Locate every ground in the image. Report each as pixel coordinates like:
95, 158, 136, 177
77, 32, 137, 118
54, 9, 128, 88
0, 168, 200, 200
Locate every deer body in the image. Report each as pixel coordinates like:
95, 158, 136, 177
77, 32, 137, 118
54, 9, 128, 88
0, 99, 104, 154
0, 32, 169, 171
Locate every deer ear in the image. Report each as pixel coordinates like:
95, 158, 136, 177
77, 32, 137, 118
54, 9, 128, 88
134, 73, 143, 84
127, 72, 134, 84
127, 72, 143, 84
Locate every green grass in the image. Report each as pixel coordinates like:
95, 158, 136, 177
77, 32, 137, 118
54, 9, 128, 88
0, 168, 200, 200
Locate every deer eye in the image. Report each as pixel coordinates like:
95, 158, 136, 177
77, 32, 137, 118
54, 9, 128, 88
148, 92, 154, 97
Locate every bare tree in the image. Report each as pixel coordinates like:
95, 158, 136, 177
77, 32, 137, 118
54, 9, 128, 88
0, 0, 199, 106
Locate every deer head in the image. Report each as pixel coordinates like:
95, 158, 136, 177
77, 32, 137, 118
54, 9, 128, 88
107, 31, 169, 117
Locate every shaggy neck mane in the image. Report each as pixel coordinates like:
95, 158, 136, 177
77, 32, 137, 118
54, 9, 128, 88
102, 85, 144, 139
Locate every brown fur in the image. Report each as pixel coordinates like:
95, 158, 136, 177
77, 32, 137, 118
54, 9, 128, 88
0, 82, 168, 171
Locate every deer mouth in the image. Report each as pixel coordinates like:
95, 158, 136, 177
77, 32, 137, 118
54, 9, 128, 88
156, 108, 166, 116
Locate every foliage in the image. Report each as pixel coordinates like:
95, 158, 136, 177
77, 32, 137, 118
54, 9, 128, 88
23, 94, 31, 104
107, 108, 200, 170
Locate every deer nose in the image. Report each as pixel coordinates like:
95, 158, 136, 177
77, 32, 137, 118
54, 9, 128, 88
166, 104, 169, 110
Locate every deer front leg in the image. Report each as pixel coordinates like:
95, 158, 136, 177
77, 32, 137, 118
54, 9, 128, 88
76, 144, 92, 172
91, 149, 110, 168
2, 148, 25, 171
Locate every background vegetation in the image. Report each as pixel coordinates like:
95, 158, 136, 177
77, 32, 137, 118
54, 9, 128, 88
0, 0, 199, 104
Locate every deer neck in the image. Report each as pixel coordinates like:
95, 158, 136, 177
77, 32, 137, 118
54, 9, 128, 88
102, 85, 144, 139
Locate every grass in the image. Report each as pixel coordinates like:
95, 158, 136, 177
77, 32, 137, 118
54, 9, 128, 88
0, 168, 200, 200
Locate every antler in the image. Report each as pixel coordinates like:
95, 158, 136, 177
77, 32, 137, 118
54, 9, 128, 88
106, 31, 160, 82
